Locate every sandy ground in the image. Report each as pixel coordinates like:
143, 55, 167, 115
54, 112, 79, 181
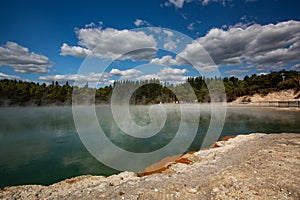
1, 133, 299, 200
233, 89, 299, 103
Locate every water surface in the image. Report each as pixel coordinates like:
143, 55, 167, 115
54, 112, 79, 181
0, 105, 299, 188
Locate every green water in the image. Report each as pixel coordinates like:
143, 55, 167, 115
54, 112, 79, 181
0, 105, 299, 188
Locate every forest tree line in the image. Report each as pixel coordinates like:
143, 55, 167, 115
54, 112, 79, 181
0, 70, 299, 106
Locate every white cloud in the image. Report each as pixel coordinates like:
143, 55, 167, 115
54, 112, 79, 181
201, 0, 229, 6
178, 20, 300, 71
187, 20, 201, 31
133, 19, 151, 27
39, 68, 143, 86
148, 21, 300, 72
163, 30, 173, 37
150, 55, 196, 69
0, 72, 21, 80
160, 67, 188, 75
61, 26, 157, 60
38, 66, 189, 86
138, 67, 188, 84
110, 68, 142, 79
85, 22, 96, 28
150, 55, 180, 66
176, 41, 219, 71
291, 63, 300, 70
164, 0, 230, 8
164, 40, 178, 51
187, 23, 195, 31
60, 43, 92, 57
134, 19, 143, 26
137, 74, 160, 81
164, 0, 187, 8
0, 42, 52, 74
39, 72, 112, 85
162, 30, 179, 51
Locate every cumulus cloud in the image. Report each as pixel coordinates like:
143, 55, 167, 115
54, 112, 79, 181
176, 42, 219, 72
39, 72, 111, 85
110, 68, 142, 79
60, 26, 157, 60
150, 55, 205, 70
150, 55, 180, 66
160, 67, 188, 75
38, 66, 189, 86
138, 67, 188, 84
60, 43, 92, 57
0, 72, 21, 80
0, 42, 52, 73
178, 20, 300, 71
39, 69, 142, 85
109, 67, 188, 84
148, 21, 300, 72
110, 67, 188, 84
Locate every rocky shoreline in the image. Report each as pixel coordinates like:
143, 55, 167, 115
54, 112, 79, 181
1, 133, 299, 199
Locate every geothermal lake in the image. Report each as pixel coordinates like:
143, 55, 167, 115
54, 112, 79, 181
0, 105, 299, 188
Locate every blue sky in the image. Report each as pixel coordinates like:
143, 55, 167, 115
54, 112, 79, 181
0, 0, 300, 85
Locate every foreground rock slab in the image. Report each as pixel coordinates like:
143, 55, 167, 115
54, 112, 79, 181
1, 133, 299, 199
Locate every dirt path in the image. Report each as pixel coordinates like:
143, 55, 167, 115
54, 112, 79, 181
1, 133, 299, 199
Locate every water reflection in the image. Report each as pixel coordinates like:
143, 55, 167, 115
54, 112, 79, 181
0, 105, 299, 188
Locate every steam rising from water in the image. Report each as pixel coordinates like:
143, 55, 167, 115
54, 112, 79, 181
1, 106, 300, 187
72, 27, 227, 172
73, 104, 202, 172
